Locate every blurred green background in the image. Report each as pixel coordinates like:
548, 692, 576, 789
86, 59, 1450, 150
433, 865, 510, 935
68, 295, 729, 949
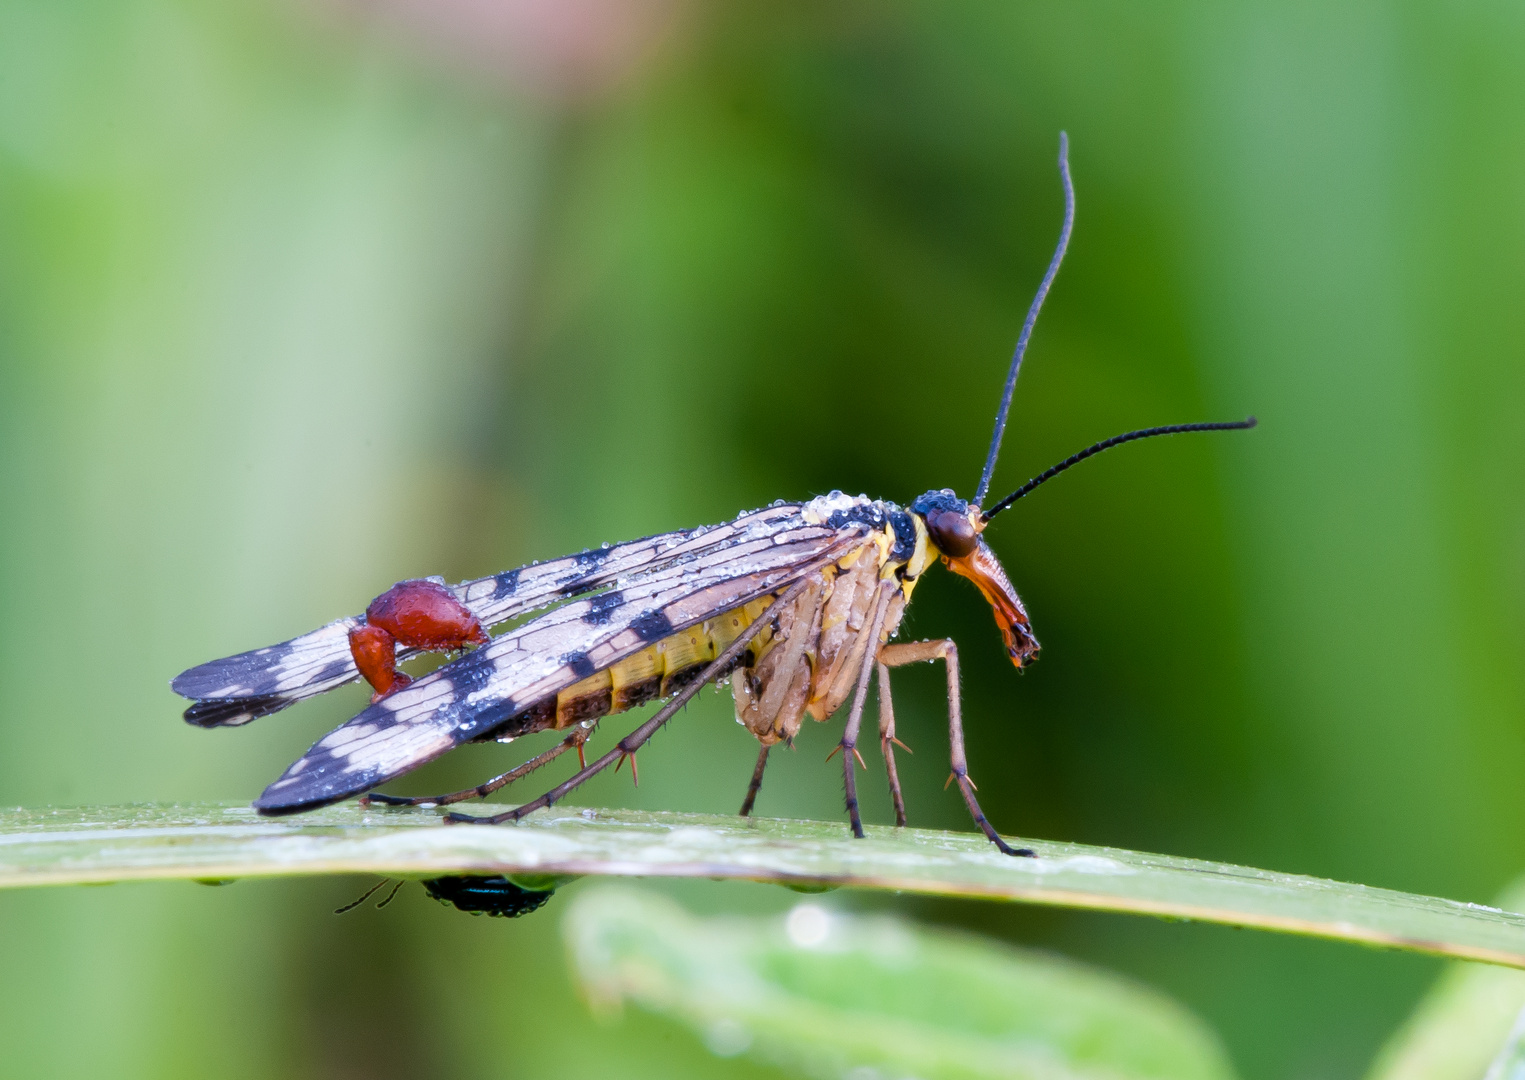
2, 0, 1524, 1076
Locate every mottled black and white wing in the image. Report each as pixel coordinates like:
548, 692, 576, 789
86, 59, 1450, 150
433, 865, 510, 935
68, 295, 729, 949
173, 504, 804, 727
173, 617, 364, 728
254, 519, 872, 814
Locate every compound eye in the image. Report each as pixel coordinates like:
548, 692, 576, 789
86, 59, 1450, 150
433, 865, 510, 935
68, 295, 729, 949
925, 509, 978, 558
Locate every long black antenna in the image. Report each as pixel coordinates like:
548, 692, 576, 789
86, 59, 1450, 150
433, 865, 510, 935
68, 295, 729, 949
973, 132, 1075, 508
981, 418, 1257, 522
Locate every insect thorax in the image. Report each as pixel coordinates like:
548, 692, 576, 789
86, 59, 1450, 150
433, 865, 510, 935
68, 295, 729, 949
482, 493, 937, 750
733, 493, 935, 744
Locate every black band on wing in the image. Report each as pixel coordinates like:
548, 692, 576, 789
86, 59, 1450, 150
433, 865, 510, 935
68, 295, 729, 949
172, 505, 808, 725
251, 531, 865, 815
183, 695, 294, 728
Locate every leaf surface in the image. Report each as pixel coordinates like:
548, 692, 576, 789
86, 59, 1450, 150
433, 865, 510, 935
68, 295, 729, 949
563, 886, 1238, 1080
2, 803, 1523, 968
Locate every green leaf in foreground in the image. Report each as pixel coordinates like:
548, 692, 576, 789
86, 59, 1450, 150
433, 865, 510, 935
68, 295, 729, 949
1367, 877, 1525, 1080
563, 885, 1238, 1080
1, 803, 1523, 968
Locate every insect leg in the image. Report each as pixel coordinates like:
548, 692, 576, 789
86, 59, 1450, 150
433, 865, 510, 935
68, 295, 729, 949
837, 581, 897, 840
874, 662, 908, 827
877, 638, 1034, 857
738, 744, 771, 816
447, 574, 820, 827
361, 725, 592, 808
334, 879, 388, 914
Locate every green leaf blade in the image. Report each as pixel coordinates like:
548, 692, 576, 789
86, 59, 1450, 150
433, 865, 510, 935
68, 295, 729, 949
1367, 878, 1525, 1080
563, 885, 1239, 1080
2, 802, 1523, 969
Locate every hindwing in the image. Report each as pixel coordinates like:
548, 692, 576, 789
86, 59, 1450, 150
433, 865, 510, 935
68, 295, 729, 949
253, 521, 873, 814
172, 504, 805, 727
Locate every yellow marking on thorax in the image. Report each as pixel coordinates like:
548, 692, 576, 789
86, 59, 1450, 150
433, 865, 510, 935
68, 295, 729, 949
894, 513, 936, 600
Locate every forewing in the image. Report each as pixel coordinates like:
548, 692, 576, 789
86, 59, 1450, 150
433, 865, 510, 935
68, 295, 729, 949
254, 523, 871, 814
173, 504, 804, 726
455, 502, 804, 627
173, 618, 362, 727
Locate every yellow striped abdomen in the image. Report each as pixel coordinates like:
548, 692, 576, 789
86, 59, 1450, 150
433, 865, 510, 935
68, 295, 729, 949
549, 596, 776, 729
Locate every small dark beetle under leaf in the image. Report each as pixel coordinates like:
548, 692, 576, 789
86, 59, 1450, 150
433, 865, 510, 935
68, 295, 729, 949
422, 875, 556, 918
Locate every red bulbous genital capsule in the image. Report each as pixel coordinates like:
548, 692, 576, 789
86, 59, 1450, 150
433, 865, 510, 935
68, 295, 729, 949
347, 579, 491, 702
349, 623, 412, 700
365, 579, 490, 651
